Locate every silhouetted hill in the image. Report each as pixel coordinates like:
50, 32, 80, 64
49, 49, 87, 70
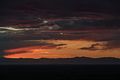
1, 57, 120, 65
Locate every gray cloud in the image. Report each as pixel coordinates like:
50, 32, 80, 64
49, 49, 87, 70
80, 40, 120, 51
80, 43, 106, 51
1, 27, 120, 51
0, 40, 67, 51
55, 18, 120, 30
105, 40, 120, 49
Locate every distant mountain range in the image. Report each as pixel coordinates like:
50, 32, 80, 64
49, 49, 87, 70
1, 57, 120, 65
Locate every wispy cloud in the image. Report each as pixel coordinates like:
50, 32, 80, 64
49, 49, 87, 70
3, 42, 67, 55
0, 40, 66, 51
80, 43, 106, 51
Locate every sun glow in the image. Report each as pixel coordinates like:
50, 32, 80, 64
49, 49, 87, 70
3, 40, 120, 59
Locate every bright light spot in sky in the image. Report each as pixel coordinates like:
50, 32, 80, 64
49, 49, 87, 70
0, 27, 24, 31
60, 33, 64, 35
43, 20, 48, 24
48, 27, 53, 30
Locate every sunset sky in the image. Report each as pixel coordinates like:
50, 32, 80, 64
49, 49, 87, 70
0, 0, 120, 59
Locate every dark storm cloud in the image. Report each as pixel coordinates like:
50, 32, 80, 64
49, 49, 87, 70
0, 0, 120, 28
0, 0, 120, 26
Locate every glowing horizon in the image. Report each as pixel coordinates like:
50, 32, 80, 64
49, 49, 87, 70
3, 40, 120, 59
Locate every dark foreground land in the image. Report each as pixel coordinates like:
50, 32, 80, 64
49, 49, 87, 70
1, 57, 120, 79
1, 57, 120, 65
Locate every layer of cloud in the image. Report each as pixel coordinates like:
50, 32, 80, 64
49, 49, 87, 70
4, 43, 67, 56
0, 40, 66, 51
80, 43, 106, 51
55, 18, 120, 30
1, 27, 120, 51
